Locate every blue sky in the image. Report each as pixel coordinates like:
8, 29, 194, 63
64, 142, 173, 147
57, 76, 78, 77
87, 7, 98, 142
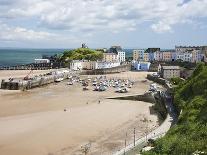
0, 0, 206, 49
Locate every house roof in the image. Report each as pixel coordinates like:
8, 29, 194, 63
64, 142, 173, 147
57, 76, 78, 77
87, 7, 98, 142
162, 66, 180, 70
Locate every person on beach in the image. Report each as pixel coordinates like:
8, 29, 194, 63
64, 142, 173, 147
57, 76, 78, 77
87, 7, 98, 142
98, 100, 100, 104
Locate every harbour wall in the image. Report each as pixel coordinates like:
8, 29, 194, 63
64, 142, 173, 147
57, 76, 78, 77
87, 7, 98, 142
0, 62, 62, 70
1, 70, 70, 90
108, 91, 168, 125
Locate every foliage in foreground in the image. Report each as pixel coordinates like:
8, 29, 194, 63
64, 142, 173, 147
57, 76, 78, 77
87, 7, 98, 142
144, 63, 207, 155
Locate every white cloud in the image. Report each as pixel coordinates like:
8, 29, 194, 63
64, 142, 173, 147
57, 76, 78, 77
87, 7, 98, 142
151, 22, 172, 33
0, 0, 207, 34
0, 23, 55, 41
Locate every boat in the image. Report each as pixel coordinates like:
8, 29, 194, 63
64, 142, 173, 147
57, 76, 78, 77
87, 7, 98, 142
83, 87, 89, 91
128, 85, 132, 88
149, 83, 157, 91
55, 77, 64, 82
99, 85, 107, 91
93, 86, 99, 91
115, 87, 121, 93
67, 81, 73, 85
120, 87, 129, 93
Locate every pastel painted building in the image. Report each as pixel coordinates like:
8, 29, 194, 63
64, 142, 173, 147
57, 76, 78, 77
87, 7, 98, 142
162, 51, 172, 61
143, 53, 149, 62
171, 51, 177, 61
145, 48, 160, 61
103, 53, 118, 62
82, 61, 97, 70
109, 46, 125, 62
154, 51, 163, 61
133, 49, 145, 61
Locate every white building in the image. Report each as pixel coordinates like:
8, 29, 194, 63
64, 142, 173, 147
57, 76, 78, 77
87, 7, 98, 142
70, 60, 120, 70
34, 59, 50, 64
96, 61, 120, 69
69, 61, 83, 70
118, 51, 125, 62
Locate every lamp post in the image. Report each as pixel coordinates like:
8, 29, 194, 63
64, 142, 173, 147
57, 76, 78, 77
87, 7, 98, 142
134, 127, 136, 147
124, 132, 127, 155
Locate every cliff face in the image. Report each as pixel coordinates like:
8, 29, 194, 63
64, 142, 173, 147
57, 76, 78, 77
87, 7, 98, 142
144, 63, 207, 155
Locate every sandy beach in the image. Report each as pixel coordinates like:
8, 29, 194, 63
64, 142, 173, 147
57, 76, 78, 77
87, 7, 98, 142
0, 70, 158, 155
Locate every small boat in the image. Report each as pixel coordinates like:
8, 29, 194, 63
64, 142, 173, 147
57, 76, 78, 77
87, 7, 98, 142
67, 81, 73, 85
92, 82, 97, 86
93, 86, 99, 91
120, 87, 129, 93
115, 87, 121, 93
83, 87, 89, 91
55, 77, 64, 82
128, 85, 132, 88
99, 85, 107, 91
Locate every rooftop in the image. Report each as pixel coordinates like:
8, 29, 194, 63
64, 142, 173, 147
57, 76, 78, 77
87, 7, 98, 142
162, 66, 180, 70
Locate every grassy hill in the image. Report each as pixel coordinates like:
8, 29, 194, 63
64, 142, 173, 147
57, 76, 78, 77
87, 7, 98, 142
144, 63, 207, 155
61, 48, 103, 62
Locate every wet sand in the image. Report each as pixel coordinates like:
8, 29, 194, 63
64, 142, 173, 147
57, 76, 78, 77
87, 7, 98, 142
0, 70, 158, 155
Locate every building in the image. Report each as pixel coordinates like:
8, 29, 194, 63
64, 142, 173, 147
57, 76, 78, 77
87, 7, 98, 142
69, 60, 83, 70
145, 48, 160, 61
82, 61, 97, 70
108, 46, 125, 62
201, 46, 207, 62
103, 53, 118, 62
175, 46, 202, 53
133, 49, 145, 61
160, 66, 180, 79
70, 60, 120, 70
143, 53, 149, 62
162, 51, 172, 61
96, 61, 120, 69
154, 51, 163, 61
145, 48, 160, 53
171, 51, 177, 61
133, 61, 151, 71
34, 59, 50, 64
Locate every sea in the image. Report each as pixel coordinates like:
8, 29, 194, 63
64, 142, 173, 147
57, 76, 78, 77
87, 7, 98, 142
0, 48, 133, 67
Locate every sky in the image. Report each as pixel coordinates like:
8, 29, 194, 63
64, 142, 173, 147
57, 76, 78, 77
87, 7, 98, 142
0, 0, 206, 49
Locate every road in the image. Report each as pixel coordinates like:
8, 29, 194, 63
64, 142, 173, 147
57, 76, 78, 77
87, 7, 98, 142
113, 91, 178, 155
